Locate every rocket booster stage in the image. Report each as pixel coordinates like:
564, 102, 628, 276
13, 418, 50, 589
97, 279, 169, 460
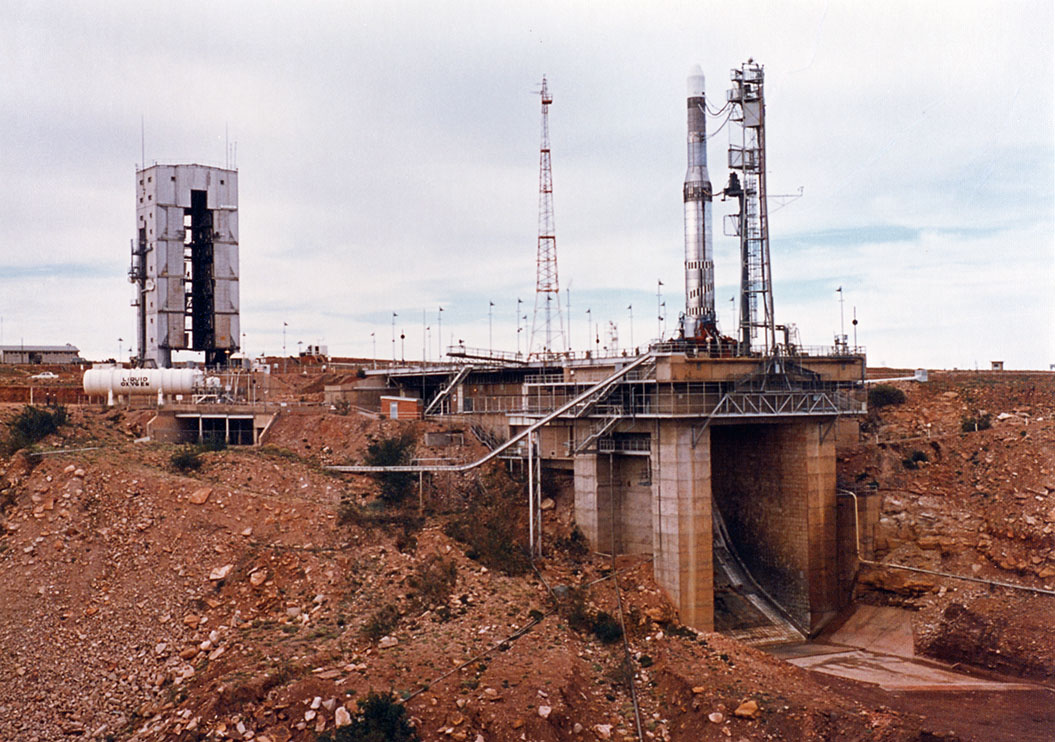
682, 65, 715, 338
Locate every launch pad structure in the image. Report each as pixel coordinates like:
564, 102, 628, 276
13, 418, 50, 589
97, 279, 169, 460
116, 62, 870, 640
335, 60, 872, 641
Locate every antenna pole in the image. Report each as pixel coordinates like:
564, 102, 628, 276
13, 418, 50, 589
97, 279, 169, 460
529, 76, 565, 358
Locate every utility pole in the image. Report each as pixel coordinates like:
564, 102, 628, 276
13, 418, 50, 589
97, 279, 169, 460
585, 308, 592, 354
437, 306, 443, 361
371, 332, 376, 369
489, 301, 494, 355
627, 304, 634, 352
565, 281, 572, 352
392, 312, 397, 364
837, 286, 846, 351
656, 280, 664, 341
516, 298, 523, 357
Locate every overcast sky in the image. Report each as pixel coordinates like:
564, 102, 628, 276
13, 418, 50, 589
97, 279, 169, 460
1, 1, 1052, 369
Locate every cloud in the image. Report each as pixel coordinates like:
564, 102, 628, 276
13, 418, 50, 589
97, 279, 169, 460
0, 1, 1051, 367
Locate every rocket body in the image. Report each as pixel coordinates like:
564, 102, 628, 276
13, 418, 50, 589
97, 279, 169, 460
682, 65, 715, 338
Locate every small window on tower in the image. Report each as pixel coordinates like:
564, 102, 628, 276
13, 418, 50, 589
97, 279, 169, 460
171, 176, 176, 182
220, 179, 225, 185
147, 176, 152, 183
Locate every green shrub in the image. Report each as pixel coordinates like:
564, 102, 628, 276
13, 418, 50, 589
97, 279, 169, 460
443, 469, 529, 575
901, 449, 929, 470
407, 555, 457, 609
200, 433, 227, 452
362, 604, 400, 641
363, 431, 417, 504
170, 447, 203, 472
559, 586, 593, 633
868, 384, 906, 409
3, 404, 67, 453
592, 611, 624, 644
339, 498, 424, 540
961, 413, 992, 433
317, 691, 419, 742
556, 526, 590, 559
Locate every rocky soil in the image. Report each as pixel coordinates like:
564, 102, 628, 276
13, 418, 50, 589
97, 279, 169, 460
0, 366, 1051, 741
841, 370, 1055, 682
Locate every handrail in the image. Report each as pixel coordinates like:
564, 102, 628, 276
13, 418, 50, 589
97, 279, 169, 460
327, 352, 655, 474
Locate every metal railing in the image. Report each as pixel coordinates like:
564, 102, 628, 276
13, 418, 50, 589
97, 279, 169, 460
712, 389, 865, 417
648, 341, 865, 358
597, 436, 651, 454
447, 345, 648, 365
460, 384, 864, 419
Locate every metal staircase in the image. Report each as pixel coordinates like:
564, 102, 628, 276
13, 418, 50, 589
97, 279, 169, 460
569, 354, 654, 418
424, 364, 473, 416
572, 409, 625, 454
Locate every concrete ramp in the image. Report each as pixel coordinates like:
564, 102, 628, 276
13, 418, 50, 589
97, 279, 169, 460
826, 604, 915, 657
771, 605, 1039, 692
781, 647, 1039, 692
712, 507, 805, 646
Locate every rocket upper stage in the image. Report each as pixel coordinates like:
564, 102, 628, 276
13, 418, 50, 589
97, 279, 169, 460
687, 65, 706, 98
682, 64, 715, 337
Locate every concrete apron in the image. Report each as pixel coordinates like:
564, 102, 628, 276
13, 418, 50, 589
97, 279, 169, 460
768, 605, 1040, 692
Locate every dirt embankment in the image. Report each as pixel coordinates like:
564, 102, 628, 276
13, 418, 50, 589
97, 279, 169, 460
839, 371, 1055, 683
0, 398, 959, 742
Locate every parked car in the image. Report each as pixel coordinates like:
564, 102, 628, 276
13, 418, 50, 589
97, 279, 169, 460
30, 371, 59, 381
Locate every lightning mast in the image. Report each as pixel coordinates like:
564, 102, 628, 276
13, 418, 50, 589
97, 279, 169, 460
529, 76, 566, 357
725, 60, 776, 355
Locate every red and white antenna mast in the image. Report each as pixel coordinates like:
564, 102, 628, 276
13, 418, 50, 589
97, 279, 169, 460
529, 75, 565, 357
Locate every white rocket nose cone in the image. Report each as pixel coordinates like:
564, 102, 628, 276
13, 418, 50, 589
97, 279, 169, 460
687, 64, 706, 97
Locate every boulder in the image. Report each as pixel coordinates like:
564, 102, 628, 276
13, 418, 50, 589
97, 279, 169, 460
209, 564, 233, 581
734, 700, 759, 719
335, 707, 351, 727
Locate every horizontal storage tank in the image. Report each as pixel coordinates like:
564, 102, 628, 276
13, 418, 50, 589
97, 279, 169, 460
83, 367, 203, 397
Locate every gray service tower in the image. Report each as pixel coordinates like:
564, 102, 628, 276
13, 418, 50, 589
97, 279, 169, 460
682, 65, 716, 339
130, 164, 240, 368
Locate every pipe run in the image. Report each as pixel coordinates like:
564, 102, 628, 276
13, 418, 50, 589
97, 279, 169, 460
837, 490, 1055, 598
327, 351, 655, 475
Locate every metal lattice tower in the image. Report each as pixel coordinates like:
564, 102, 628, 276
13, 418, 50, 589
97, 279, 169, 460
725, 61, 776, 355
529, 76, 566, 357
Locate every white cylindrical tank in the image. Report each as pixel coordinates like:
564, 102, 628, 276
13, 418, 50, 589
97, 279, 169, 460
83, 367, 203, 397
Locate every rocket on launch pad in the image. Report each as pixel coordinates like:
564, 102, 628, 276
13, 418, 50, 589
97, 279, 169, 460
681, 65, 716, 340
